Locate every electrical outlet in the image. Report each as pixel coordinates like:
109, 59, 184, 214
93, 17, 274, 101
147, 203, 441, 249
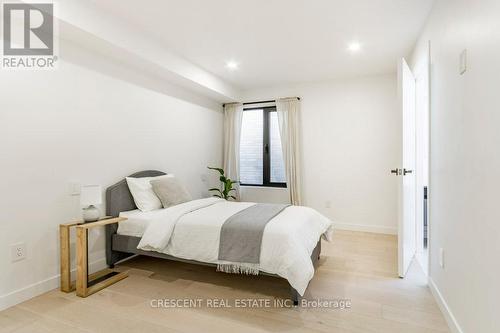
459, 49, 467, 75
439, 248, 444, 268
200, 174, 208, 183
325, 200, 331, 209
11, 243, 27, 262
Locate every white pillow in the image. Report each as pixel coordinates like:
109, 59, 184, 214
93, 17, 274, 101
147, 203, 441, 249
126, 175, 173, 212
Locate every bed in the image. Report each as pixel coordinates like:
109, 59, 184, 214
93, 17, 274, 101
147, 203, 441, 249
105, 170, 333, 304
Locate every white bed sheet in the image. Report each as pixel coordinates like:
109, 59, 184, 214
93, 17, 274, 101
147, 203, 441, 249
118, 209, 168, 237
117, 198, 333, 295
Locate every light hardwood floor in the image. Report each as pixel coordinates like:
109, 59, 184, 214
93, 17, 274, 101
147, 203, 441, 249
0, 230, 449, 333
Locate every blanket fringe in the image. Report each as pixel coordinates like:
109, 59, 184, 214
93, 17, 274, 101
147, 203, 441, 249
217, 263, 260, 275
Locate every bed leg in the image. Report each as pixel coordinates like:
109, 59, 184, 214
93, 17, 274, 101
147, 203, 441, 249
290, 286, 301, 306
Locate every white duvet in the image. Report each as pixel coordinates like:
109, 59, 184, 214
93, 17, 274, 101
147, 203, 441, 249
129, 198, 333, 295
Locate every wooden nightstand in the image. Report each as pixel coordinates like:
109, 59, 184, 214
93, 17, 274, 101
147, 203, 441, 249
59, 216, 128, 297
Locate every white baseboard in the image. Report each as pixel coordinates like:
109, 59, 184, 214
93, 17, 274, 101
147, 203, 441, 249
0, 258, 107, 312
333, 222, 397, 235
428, 277, 464, 333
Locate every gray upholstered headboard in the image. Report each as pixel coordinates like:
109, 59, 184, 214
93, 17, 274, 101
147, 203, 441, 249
105, 170, 166, 267
105, 170, 166, 217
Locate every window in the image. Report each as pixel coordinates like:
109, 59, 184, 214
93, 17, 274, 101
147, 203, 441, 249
239, 107, 286, 187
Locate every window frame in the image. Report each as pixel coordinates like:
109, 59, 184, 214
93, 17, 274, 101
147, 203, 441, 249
239, 106, 287, 188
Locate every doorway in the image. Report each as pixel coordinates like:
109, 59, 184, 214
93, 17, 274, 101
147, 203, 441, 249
397, 45, 431, 278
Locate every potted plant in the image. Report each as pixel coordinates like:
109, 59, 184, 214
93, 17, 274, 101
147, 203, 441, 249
207, 167, 238, 200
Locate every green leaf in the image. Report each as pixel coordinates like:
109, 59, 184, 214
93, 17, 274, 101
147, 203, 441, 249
229, 196, 237, 200
207, 167, 225, 175
208, 188, 223, 196
212, 194, 222, 198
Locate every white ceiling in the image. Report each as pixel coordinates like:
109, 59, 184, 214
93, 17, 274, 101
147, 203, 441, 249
91, 0, 434, 90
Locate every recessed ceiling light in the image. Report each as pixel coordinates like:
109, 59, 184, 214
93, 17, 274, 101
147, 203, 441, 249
347, 41, 362, 53
226, 61, 239, 70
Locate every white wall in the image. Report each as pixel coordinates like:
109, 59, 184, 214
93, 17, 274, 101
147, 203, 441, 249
0, 38, 223, 310
242, 74, 400, 234
410, 1, 500, 332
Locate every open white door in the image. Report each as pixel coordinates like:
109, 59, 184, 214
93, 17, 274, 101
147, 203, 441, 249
397, 58, 417, 278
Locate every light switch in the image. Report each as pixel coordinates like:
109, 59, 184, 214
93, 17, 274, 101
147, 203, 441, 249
69, 182, 81, 196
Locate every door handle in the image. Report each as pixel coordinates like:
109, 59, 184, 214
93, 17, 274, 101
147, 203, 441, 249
391, 168, 401, 176
403, 168, 413, 176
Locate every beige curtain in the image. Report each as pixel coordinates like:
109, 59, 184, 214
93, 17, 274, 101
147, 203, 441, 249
276, 98, 302, 205
223, 103, 243, 200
